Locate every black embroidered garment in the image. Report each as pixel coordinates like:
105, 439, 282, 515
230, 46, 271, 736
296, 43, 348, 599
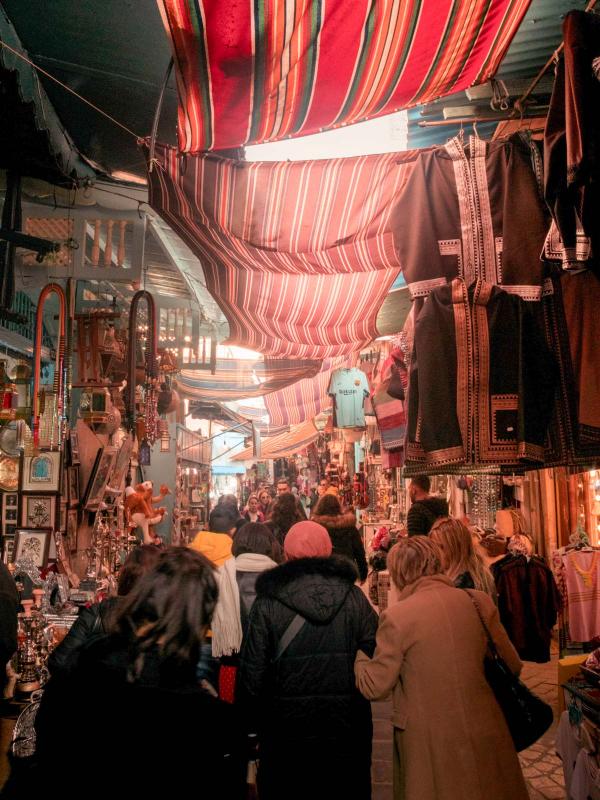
393, 134, 551, 303
406, 279, 557, 470
544, 10, 600, 273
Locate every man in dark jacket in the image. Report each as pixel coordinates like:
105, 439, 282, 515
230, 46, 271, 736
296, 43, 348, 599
238, 521, 377, 800
406, 475, 449, 536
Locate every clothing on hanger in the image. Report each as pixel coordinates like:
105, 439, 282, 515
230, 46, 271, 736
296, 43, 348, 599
491, 553, 561, 662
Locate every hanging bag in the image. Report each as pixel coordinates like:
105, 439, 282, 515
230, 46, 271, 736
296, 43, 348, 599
465, 591, 553, 751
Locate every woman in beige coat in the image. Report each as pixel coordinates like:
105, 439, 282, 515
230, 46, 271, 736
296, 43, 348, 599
355, 536, 529, 800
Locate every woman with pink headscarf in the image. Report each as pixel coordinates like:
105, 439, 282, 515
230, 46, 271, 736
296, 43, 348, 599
238, 521, 377, 800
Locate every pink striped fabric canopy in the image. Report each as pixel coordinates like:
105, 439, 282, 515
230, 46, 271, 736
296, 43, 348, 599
232, 420, 319, 461
157, 0, 530, 152
264, 356, 352, 427
148, 145, 421, 359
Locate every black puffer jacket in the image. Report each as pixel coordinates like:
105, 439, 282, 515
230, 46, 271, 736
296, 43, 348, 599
47, 597, 119, 677
311, 510, 368, 581
238, 556, 377, 800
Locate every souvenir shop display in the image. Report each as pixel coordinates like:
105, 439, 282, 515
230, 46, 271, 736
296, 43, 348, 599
8, 558, 78, 698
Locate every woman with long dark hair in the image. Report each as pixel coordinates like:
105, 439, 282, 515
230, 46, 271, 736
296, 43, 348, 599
265, 492, 304, 547
33, 548, 246, 799
48, 545, 162, 677
312, 494, 368, 582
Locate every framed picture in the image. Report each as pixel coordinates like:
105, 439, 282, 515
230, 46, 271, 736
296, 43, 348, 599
69, 430, 80, 466
21, 495, 55, 529
68, 466, 80, 507
66, 510, 78, 552
13, 529, 51, 567
2, 491, 19, 536
83, 447, 117, 511
2, 535, 15, 565
21, 451, 61, 493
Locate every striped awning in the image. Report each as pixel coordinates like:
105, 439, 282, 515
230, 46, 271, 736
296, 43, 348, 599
176, 357, 321, 401
157, 0, 530, 153
264, 356, 352, 427
148, 145, 420, 359
232, 420, 319, 461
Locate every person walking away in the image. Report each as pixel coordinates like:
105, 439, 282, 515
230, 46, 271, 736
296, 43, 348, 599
312, 494, 368, 583
30, 548, 247, 800
406, 475, 448, 536
48, 545, 161, 677
355, 536, 528, 800
233, 522, 281, 635
216, 493, 247, 533
430, 517, 497, 598
243, 495, 265, 524
189, 507, 243, 691
265, 492, 304, 548
238, 520, 377, 800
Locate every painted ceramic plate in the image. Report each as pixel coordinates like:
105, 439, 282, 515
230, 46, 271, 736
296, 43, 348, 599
0, 456, 19, 491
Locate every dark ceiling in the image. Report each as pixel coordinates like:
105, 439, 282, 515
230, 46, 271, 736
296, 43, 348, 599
2, 0, 178, 178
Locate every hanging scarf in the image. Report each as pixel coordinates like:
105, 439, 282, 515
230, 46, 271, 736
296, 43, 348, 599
234, 553, 278, 573
211, 558, 242, 658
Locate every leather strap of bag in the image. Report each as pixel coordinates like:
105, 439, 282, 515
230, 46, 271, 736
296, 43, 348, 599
464, 590, 500, 659
274, 614, 306, 661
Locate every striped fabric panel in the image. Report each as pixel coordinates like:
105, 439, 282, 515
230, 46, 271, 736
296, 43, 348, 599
232, 420, 319, 461
148, 144, 419, 358
176, 357, 321, 401
264, 356, 352, 427
157, 0, 531, 151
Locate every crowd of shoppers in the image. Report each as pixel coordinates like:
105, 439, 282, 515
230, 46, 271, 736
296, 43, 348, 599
2, 477, 533, 800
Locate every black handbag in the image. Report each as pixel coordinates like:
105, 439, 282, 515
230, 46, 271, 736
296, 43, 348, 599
466, 591, 553, 752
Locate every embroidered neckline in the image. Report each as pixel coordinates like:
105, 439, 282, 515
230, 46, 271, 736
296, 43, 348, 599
569, 551, 599, 587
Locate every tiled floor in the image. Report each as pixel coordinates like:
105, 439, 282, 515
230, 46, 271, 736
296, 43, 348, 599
371, 653, 565, 800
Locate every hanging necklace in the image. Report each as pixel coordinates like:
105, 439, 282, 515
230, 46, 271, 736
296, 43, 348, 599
569, 551, 599, 588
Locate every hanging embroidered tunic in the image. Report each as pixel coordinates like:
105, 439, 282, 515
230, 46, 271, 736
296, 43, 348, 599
395, 134, 558, 471
406, 279, 557, 469
393, 134, 551, 303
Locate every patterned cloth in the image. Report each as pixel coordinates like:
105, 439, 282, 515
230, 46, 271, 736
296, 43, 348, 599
177, 357, 321, 401
148, 144, 418, 359
158, 0, 531, 152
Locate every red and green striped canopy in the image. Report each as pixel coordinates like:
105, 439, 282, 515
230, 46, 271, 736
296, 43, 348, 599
158, 0, 530, 152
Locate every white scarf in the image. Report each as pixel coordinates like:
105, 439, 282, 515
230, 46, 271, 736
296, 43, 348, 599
235, 553, 278, 573
211, 558, 243, 658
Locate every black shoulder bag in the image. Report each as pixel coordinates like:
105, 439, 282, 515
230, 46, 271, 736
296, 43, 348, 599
466, 591, 553, 752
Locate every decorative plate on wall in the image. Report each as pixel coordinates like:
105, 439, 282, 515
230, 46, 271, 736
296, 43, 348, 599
0, 456, 19, 491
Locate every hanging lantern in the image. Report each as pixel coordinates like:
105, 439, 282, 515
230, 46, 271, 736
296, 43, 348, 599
158, 419, 170, 452
139, 439, 151, 466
